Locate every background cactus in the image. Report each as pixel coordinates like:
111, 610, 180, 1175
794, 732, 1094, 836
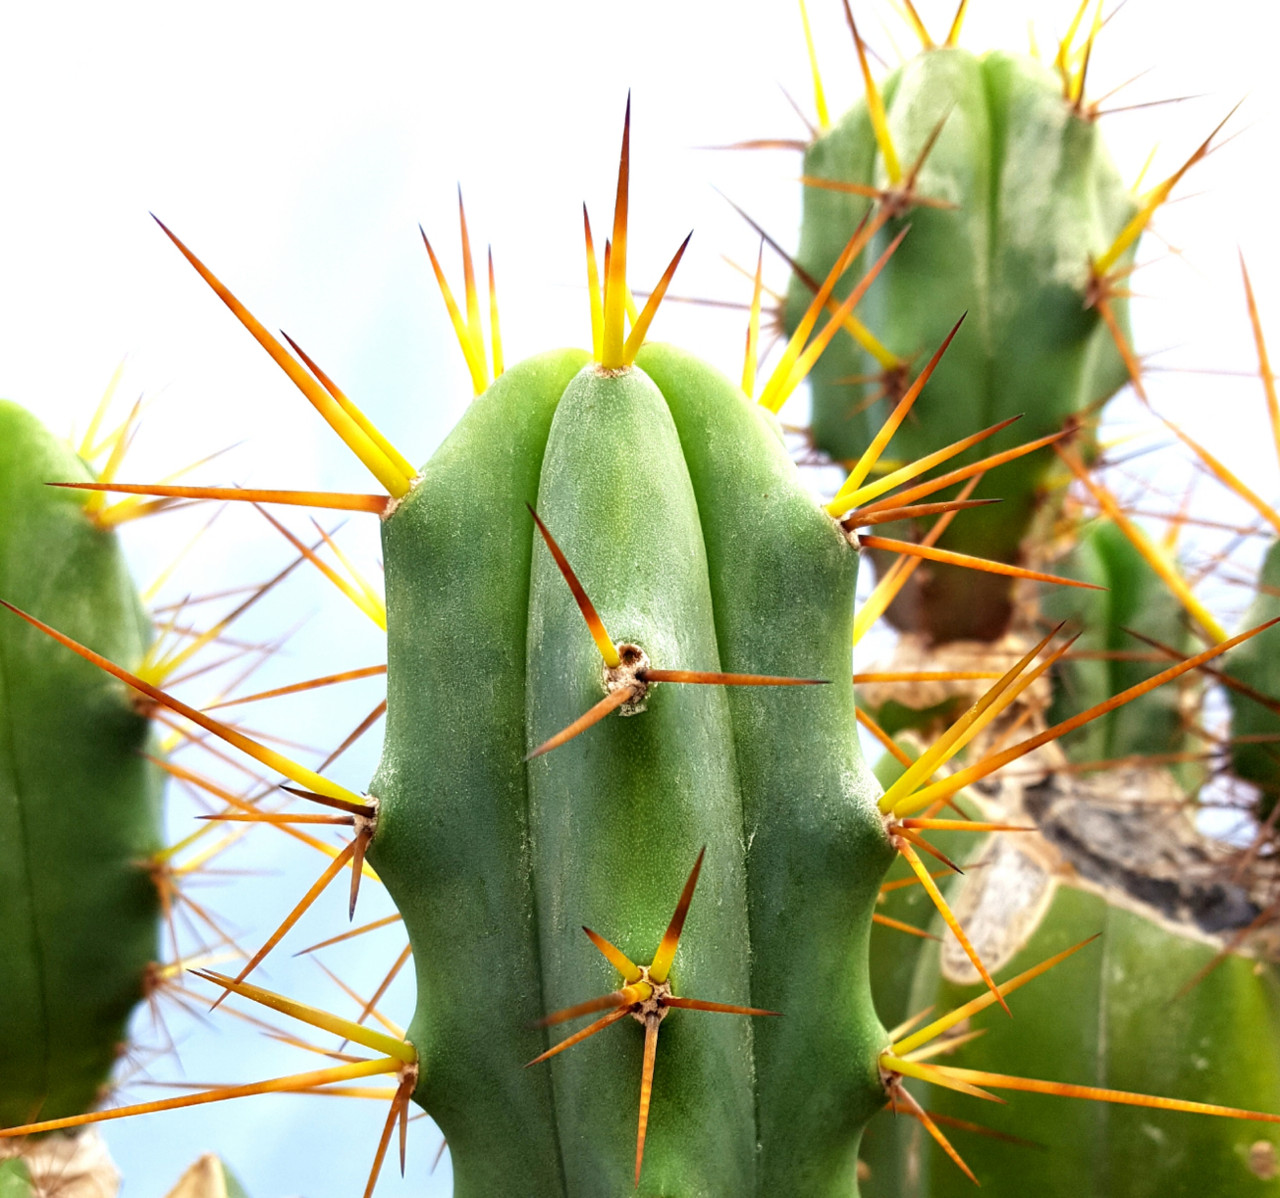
0, 400, 162, 1130
2, 2, 1280, 1198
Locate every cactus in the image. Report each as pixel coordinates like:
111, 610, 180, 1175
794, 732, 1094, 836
3, 82, 1280, 1198
782, 3, 1227, 643
0, 400, 163, 1130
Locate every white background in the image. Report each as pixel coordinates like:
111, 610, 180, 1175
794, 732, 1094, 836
2, 2, 1278, 1195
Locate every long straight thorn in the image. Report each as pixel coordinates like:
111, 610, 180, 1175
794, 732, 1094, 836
527, 505, 619, 667
650, 847, 705, 983
0, 601, 366, 809
151, 216, 410, 497
897, 837, 1009, 1015
601, 95, 632, 369
842, 0, 902, 184
635, 1015, 661, 1185
51, 481, 390, 515
622, 233, 693, 364
742, 240, 764, 396
524, 686, 637, 761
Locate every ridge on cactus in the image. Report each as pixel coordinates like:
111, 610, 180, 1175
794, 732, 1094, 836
4, 100, 1280, 1198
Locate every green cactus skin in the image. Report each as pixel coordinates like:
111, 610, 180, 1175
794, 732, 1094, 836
787, 48, 1136, 642
0, 401, 163, 1129
0, 1158, 32, 1198
1043, 520, 1198, 774
887, 831, 1280, 1196
367, 343, 895, 1195
1225, 539, 1280, 816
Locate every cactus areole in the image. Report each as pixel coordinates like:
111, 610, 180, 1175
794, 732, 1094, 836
368, 344, 895, 1195
787, 47, 1137, 641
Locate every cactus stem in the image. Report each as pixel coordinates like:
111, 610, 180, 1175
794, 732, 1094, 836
828, 415, 1025, 516
859, 534, 1107, 591
841, 0, 902, 184
894, 835, 1010, 1014
295, 913, 403, 957
530, 850, 778, 1182
152, 215, 413, 497
51, 480, 392, 515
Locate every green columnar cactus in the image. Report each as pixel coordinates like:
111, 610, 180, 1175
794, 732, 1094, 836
371, 335, 893, 1194
0, 400, 162, 1129
5, 107, 1280, 1198
894, 822, 1280, 1195
787, 23, 1142, 641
